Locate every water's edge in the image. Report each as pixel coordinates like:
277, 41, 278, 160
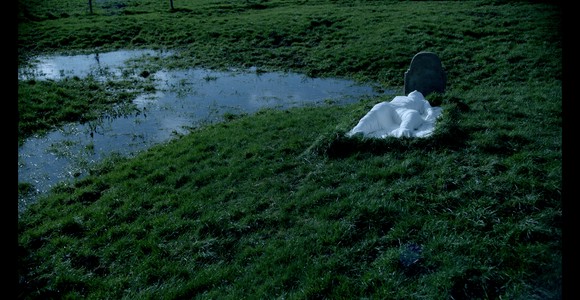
18, 49, 393, 214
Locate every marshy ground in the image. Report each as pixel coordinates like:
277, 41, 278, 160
18, 1, 563, 299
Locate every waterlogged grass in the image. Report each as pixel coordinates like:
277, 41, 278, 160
18, 0, 562, 299
18, 86, 562, 299
18, 0, 561, 86
18, 74, 156, 146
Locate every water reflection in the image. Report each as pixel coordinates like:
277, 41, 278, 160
18, 49, 171, 80
18, 50, 391, 213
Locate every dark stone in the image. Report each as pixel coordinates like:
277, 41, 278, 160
404, 52, 446, 96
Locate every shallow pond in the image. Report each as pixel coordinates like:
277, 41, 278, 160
18, 49, 393, 213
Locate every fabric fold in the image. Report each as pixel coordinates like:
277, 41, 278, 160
347, 90, 442, 138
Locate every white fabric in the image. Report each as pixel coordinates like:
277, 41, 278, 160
347, 90, 442, 138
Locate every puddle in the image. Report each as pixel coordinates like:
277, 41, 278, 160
18, 49, 172, 81
18, 50, 392, 213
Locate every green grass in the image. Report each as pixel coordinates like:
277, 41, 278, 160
18, 0, 562, 299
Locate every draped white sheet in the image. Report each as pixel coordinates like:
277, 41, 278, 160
347, 90, 442, 138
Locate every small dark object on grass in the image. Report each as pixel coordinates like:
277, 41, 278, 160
140, 70, 150, 78
400, 242, 422, 268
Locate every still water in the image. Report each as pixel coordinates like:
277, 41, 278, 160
18, 50, 391, 213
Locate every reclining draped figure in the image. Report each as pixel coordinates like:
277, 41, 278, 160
347, 51, 446, 139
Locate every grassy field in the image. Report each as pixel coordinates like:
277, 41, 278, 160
18, 0, 562, 299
